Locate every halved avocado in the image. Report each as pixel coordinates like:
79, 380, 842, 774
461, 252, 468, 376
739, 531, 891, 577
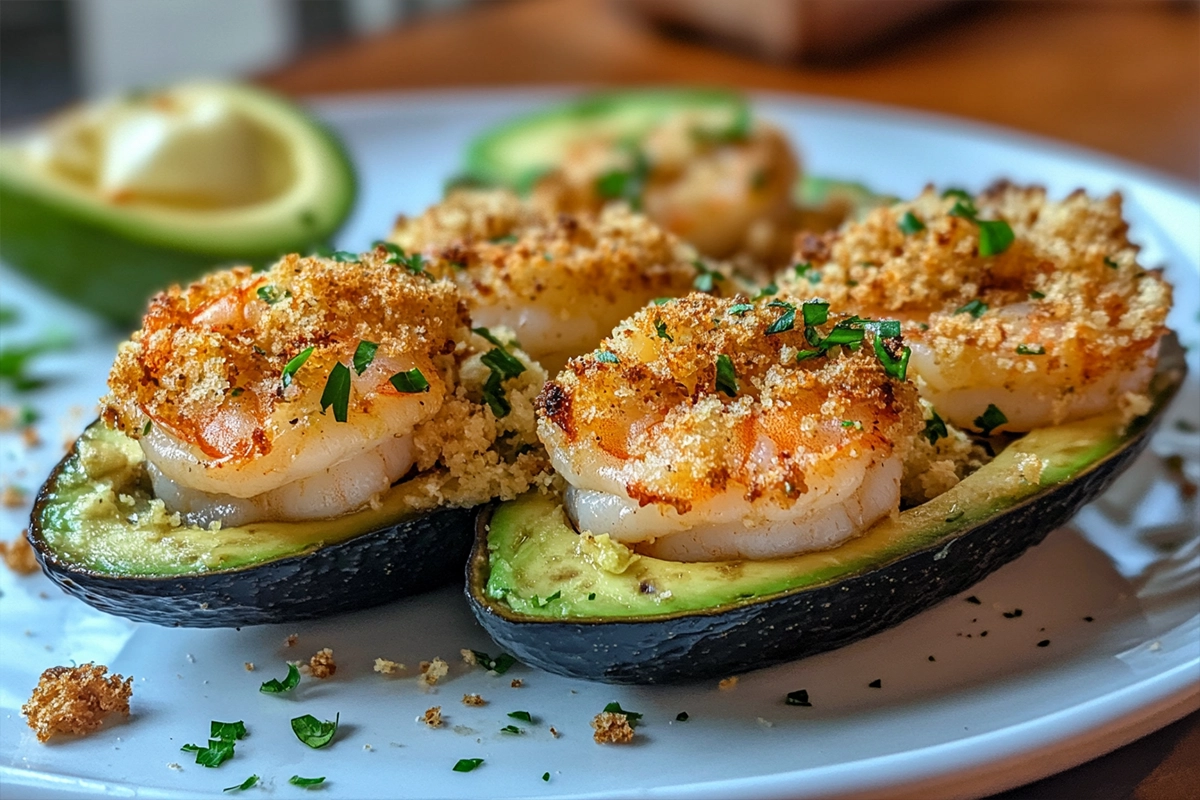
29, 423, 472, 627
466, 340, 1185, 684
462, 88, 748, 190
0, 82, 355, 324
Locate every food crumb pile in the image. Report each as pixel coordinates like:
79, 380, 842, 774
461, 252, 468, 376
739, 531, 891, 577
21, 664, 132, 743
308, 648, 336, 679
591, 712, 635, 744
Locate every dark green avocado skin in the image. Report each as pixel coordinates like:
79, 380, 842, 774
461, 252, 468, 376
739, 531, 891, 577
29, 451, 474, 628
466, 423, 1155, 684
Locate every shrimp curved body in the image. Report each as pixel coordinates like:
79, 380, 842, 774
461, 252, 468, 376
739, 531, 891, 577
536, 294, 921, 562
391, 190, 712, 372
103, 252, 465, 527
778, 184, 1171, 433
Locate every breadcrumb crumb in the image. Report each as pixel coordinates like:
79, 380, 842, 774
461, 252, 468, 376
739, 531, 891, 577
284, 634, 298, 648
0, 530, 39, 575
422, 706, 443, 728
549, 726, 560, 738
243, 662, 254, 672
718, 676, 739, 691
459, 649, 478, 666
461, 693, 486, 707
510, 679, 523, 688
591, 712, 635, 744
419, 658, 449, 686
2, 484, 27, 508
22, 664, 132, 743
307, 648, 336, 679
374, 658, 405, 675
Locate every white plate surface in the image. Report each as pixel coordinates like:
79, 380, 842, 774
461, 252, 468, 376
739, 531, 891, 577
1, 90, 1198, 800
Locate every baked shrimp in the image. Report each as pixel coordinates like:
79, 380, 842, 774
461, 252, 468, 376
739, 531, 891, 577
777, 183, 1172, 433
536, 294, 921, 561
103, 250, 547, 527
390, 189, 727, 372
530, 110, 799, 262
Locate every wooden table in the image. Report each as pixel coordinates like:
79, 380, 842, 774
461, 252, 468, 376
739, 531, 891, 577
261, 1, 1199, 797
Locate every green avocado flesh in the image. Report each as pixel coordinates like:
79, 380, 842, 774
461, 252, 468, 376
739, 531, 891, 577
37, 423, 437, 577
0, 82, 355, 323
486, 412, 1133, 619
463, 88, 747, 189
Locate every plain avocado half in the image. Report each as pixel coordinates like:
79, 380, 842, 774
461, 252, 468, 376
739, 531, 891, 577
466, 339, 1185, 684
28, 423, 473, 627
0, 82, 355, 324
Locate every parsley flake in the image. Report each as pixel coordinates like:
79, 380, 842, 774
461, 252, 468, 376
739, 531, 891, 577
715, 354, 738, 397
942, 187, 973, 202
507, 710, 533, 722
954, 299, 988, 318
872, 335, 911, 381
469, 650, 517, 674
676, 711, 689, 721
595, 350, 620, 364
764, 301, 796, 335
923, 410, 948, 445
353, 340, 378, 375
291, 713, 339, 749
389, 368, 430, 393
256, 285, 289, 305
1016, 343, 1046, 355
260, 663, 301, 694
500, 724, 523, 735
1104, 256, 1120, 270
543, 772, 551, 782
898, 211, 926, 234
801, 301, 830, 327
182, 738, 235, 768
974, 403, 1008, 436
211, 721, 247, 742
728, 303, 754, 316
1029, 290, 1046, 300
976, 219, 1015, 256
329, 250, 360, 263
320, 362, 352, 422
594, 147, 650, 210
654, 318, 673, 342
223, 775, 259, 793
601, 702, 643, 727
755, 282, 779, 299
692, 260, 726, 293
289, 775, 326, 788
785, 689, 812, 707
453, 758, 485, 773
281, 347, 314, 389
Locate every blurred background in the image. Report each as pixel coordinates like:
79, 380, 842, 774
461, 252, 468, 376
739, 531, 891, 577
1, 0, 1197, 181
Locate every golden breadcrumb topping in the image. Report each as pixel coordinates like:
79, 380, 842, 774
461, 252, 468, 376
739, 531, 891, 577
459, 649, 478, 666
779, 183, 1171, 394
418, 657, 449, 686
510, 679, 523, 688
22, 664, 132, 743
103, 250, 465, 463
900, 401, 993, 506
539, 293, 920, 512
284, 633, 298, 647
422, 706, 443, 728
461, 693, 486, 707
718, 676, 739, 691
591, 712, 635, 744
1, 530, 39, 574
307, 648, 336, 679
374, 658, 405, 675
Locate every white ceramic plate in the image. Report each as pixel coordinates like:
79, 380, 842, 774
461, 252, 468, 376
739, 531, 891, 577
1, 90, 1197, 800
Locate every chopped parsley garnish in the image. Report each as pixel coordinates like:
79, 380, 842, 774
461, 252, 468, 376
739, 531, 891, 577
469, 650, 517, 674
507, 710, 533, 722
476, 335, 527, 419
543, 772, 551, 782
868, 678, 882, 689
532, 590, 561, 608
281, 347, 314, 389
785, 689, 811, 707
715, 354, 738, 397
181, 738, 236, 768
1029, 290, 1046, 300
223, 775, 259, 793
472, 327, 509, 348
652, 297, 673, 306
353, 340, 378, 374
1037, 639, 1050, 648
872, 335, 910, 381
948, 199, 977, 219
0, 329, 72, 391
289, 775, 326, 788
260, 663, 301, 694
588, 592, 597, 600
1104, 256, 1120, 270
802, 301, 830, 327
764, 300, 796, 335
1016, 343, 1046, 355
755, 282, 779, 299
500, 724, 523, 735
954, 299, 988, 318
595, 350, 620, 364
974, 403, 1008, 436
594, 147, 650, 210
692, 260, 726, 293
256, 285, 289, 305
795, 349, 821, 362
329, 250, 360, 263
942, 187, 973, 202
728, 303, 754, 316
375, 241, 427, 274
841, 420, 863, 430
601, 702, 643, 727
211, 721, 247, 741
230, 387, 244, 397
676, 711, 690, 721
291, 713, 339, 749
966, 595, 982, 605
389, 368, 430, 393
654, 318, 673, 342
898, 211, 926, 234
142, 420, 153, 436
975, 219, 1015, 256
453, 758, 484, 773
923, 410, 948, 445
320, 362, 352, 423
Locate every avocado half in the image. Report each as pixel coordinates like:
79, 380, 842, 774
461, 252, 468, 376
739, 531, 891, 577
0, 82, 356, 324
29, 423, 472, 627
466, 340, 1186, 684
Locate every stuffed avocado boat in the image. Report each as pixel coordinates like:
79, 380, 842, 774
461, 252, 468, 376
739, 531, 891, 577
29, 247, 549, 627
466, 183, 1182, 684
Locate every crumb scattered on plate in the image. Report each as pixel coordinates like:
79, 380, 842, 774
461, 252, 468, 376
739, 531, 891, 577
591, 712, 634, 744
719, 676, 739, 691
423, 706, 443, 728
511, 678, 523, 688
462, 693, 486, 706
22, 664, 132, 743
308, 648, 336, 679
0, 530, 39, 574
374, 658, 405, 675
419, 658, 449, 686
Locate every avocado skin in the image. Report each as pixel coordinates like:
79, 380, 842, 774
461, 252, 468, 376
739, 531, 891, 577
29, 448, 474, 628
0, 180, 335, 326
466, 424, 1153, 684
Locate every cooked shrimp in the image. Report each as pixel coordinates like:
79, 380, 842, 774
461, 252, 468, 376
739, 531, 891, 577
536, 293, 921, 561
103, 251, 465, 527
530, 113, 800, 262
777, 183, 1172, 433
390, 189, 725, 373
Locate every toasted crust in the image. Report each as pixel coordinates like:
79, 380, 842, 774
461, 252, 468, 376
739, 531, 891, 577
22, 664, 132, 743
